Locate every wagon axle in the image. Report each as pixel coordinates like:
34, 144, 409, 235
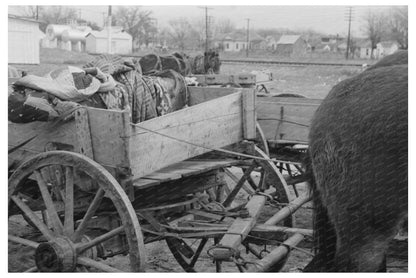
35, 236, 101, 272
35, 237, 76, 272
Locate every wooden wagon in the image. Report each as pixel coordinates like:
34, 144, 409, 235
8, 86, 308, 272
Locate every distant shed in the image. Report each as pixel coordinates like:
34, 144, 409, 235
86, 29, 132, 55
8, 14, 41, 64
275, 35, 307, 57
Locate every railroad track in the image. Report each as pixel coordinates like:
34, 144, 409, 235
221, 59, 365, 67
90, 52, 366, 67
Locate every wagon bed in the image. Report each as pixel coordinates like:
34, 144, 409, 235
9, 85, 311, 272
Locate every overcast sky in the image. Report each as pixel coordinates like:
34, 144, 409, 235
9, 5, 401, 38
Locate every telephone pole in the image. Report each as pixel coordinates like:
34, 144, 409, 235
198, 6, 213, 52
245, 18, 250, 57
345, 7, 354, 60
107, 5, 112, 54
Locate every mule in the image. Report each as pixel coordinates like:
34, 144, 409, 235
304, 51, 408, 272
191, 50, 221, 74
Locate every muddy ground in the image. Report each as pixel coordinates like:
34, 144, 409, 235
8, 50, 407, 272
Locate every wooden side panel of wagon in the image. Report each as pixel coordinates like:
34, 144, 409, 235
257, 97, 322, 144
129, 89, 256, 178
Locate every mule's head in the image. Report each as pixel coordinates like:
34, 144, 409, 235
204, 50, 221, 74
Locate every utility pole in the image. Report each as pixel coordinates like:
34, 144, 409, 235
36, 6, 39, 20
245, 18, 250, 57
205, 7, 209, 52
107, 5, 112, 54
198, 6, 213, 52
345, 6, 353, 60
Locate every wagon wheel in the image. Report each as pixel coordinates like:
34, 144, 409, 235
270, 144, 308, 198
165, 146, 294, 272
255, 122, 270, 156
8, 151, 145, 272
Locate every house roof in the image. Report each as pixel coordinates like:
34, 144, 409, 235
217, 32, 264, 42
357, 40, 372, 48
87, 30, 132, 40
378, 41, 398, 48
8, 14, 42, 24
277, 35, 301, 45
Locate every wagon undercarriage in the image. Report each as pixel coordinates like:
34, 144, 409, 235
8, 86, 314, 272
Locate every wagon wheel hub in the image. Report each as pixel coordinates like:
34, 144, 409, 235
35, 237, 76, 272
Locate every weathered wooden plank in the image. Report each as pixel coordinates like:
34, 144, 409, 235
257, 97, 321, 143
8, 120, 77, 167
132, 178, 161, 188
132, 159, 240, 189
187, 86, 240, 106
210, 195, 266, 260
86, 107, 131, 168
191, 74, 256, 86
75, 108, 94, 159
129, 92, 253, 178
242, 90, 256, 139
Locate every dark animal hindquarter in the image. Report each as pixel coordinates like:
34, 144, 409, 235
139, 54, 162, 75
309, 65, 408, 269
160, 56, 181, 74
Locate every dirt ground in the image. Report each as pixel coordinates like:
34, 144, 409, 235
8, 50, 407, 272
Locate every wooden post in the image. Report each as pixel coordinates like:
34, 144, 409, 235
242, 89, 256, 140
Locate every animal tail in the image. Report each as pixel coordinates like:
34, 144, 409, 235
302, 151, 337, 272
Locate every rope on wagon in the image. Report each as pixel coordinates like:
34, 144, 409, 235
132, 125, 305, 165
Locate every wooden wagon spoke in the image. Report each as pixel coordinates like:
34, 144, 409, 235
23, 266, 38, 272
293, 164, 305, 174
34, 170, 63, 234
224, 168, 254, 196
8, 235, 39, 249
10, 195, 55, 241
223, 163, 257, 207
76, 226, 124, 255
63, 166, 74, 237
189, 238, 208, 267
246, 176, 258, 191
72, 188, 105, 242
286, 163, 293, 176
77, 257, 122, 272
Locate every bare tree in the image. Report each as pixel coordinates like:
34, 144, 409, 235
387, 6, 408, 49
168, 17, 196, 50
214, 18, 236, 35
16, 5, 39, 18
113, 6, 156, 47
38, 6, 78, 31
363, 10, 388, 59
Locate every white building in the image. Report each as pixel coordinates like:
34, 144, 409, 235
8, 14, 41, 64
376, 41, 399, 59
86, 29, 132, 54
358, 41, 373, 59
